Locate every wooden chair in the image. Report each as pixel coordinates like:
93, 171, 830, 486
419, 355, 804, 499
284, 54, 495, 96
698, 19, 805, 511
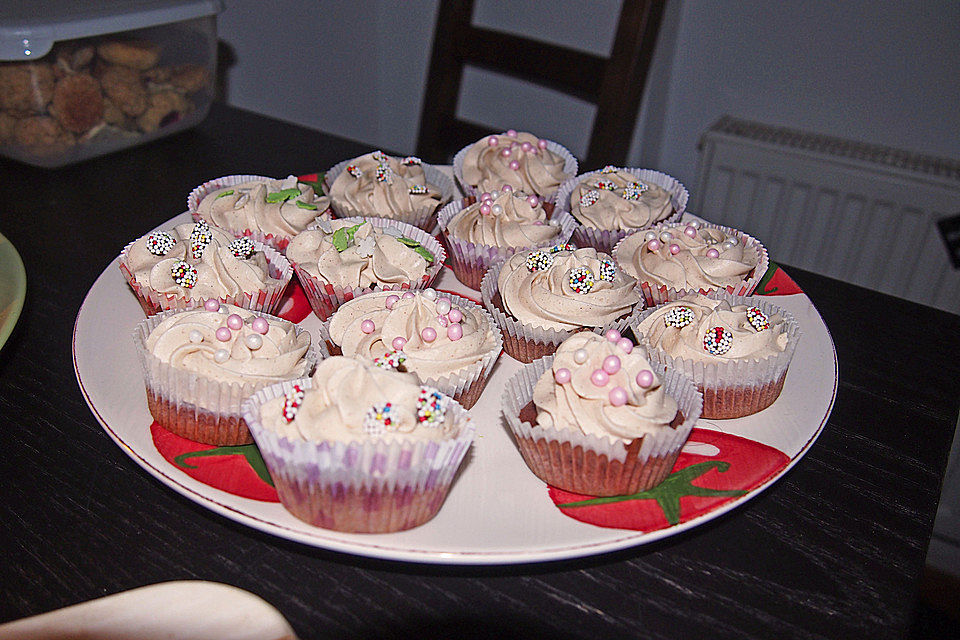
416, 0, 666, 169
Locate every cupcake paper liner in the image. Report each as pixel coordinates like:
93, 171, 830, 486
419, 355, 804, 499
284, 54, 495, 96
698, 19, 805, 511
555, 168, 689, 254
324, 159, 455, 233
291, 217, 446, 321
319, 292, 503, 409
187, 174, 331, 252
133, 310, 323, 446
480, 259, 644, 364
613, 221, 770, 308
502, 353, 702, 496
438, 198, 577, 291
631, 292, 801, 419
242, 377, 476, 533
452, 134, 579, 203
119, 239, 294, 317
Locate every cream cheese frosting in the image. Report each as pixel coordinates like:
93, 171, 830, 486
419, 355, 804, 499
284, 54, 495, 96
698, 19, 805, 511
258, 356, 460, 444
571, 167, 673, 231
125, 221, 280, 300
328, 151, 444, 219
497, 246, 639, 332
446, 188, 562, 249
616, 222, 759, 292
285, 219, 431, 290
144, 303, 312, 386
634, 293, 790, 364
327, 290, 497, 382
533, 332, 679, 443
460, 131, 571, 197
196, 176, 329, 239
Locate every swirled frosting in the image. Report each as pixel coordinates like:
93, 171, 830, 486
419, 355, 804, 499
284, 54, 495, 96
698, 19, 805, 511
328, 151, 444, 219
571, 168, 673, 231
328, 290, 497, 381
446, 189, 562, 248
635, 294, 790, 364
196, 176, 329, 239
460, 131, 571, 197
617, 223, 759, 292
533, 332, 679, 443
498, 247, 639, 331
258, 356, 460, 444
125, 221, 280, 300
145, 304, 312, 385
285, 220, 431, 289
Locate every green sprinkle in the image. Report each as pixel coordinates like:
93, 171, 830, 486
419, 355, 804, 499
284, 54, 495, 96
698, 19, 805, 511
265, 188, 301, 203
215, 189, 234, 199
344, 223, 363, 243
295, 200, 318, 210
331, 228, 349, 252
397, 236, 420, 247
413, 245, 435, 263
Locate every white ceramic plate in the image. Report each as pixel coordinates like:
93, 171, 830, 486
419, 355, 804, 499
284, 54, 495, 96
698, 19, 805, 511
73, 212, 837, 565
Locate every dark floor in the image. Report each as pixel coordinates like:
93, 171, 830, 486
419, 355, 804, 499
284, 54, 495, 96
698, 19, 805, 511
909, 567, 960, 639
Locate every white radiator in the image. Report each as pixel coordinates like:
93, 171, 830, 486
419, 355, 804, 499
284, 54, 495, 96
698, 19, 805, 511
693, 116, 960, 315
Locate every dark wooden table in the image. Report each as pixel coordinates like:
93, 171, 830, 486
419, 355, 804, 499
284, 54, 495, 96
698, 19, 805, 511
1, 103, 958, 640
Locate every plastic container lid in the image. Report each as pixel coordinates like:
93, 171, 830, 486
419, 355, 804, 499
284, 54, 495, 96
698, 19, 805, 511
0, 0, 223, 61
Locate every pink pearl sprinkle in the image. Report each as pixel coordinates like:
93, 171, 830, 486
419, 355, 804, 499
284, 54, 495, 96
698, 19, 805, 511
447, 323, 463, 341
605, 328, 622, 343
602, 355, 621, 375
636, 370, 654, 388
509, 160, 520, 171
421, 327, 437, 343
507, 129, 518, 137
669, 244, 681, 255
526, 195, 539, 207
617, 338, 634, 354
554, 367, 571, 384
227, 314, 243, 330
501, 184, 513, 192
609, 386, 628, 407
591, 369, 610, 387
216, 327, 232, 342
448, 308, 463, 323
360, 319, 375, 334
487, 136, 499, 146
706, 248, 720, 259
538, 139, 548, 149
684, 225, 698, 238
203, 299, 220, 312
480, 192, 491, 201
521, 141, 533, 153
500, 147, 512, 158
392, 336, 407, 350
385, 294, 399, 309
647, 239, 661, 251
437, 315, 449, 327
479, 204, 491, 215
402, 292, 415, 299
251, 317, 269, 334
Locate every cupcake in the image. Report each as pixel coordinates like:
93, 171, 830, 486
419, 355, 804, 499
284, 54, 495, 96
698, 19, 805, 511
632, 292, 801, 419
325, 151, 454, 232
502, 331, 702, 496
285, 217, 445, 321
454, 130, 578, 202
322, 289, 502, 409
119, 220, 293, 316
438, 186, 575, 290
481, 245, 642, 363
614, 220, 768, 307
241, 356, 475, 533
133, 301, 319, 445
555, 166, 688, 253
188, 175, 331, 251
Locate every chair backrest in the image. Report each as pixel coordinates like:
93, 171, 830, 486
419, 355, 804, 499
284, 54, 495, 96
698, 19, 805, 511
416, 0, 666, 169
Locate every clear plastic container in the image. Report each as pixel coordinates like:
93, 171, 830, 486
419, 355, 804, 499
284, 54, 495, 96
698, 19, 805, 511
0, 0, 223, 168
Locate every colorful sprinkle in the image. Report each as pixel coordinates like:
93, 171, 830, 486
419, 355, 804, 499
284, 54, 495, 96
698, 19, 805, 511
145, 231, 176, 256
282, 385, 305, 423
416, 387, 446, 425
703, 326, 733, 355
409, 184, 428, 195
228, 237, 255, 259
171, 261, 198, 288
598, 259, 617, 282
628, 181, 649, 194
746, 306, 770, 332
596, 180, 616, 191
579, 189, 600, 207
568, 267, 595, 294
621, 187, 643, 201
372, 151, 389, 162
375, 163, 394, 183
550, 243, 576, 253
664, 306, 695, 328
363, 402, 395, 434
601, 165, 618, 174
525, 250, 554, 272
346, 164, 361, 178
401, 156, 422, 165
189, 221, 213, 259
374, 349, 407, 371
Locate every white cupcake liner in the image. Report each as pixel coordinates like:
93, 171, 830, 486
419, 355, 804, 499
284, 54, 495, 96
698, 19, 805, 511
187, 174, 331, 251
133, 310, 323, 445
290, 217, 446, 321
501, 353, 702, 496
324, 158, 455, 233
480, 259, 644, 364
242, 377, 476, 533
119, 239, 294, 317
319, 291, 503, 409
631, 292, 802, 419
438, 198, 577, 291
452, 134, 579, 203
613, 221, 770, 308
555, 168, 688, 254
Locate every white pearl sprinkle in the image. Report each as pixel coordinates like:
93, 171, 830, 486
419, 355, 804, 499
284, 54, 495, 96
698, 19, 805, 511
721, 240, 735, 250
245, 333, 263, 350
189, 330, 203, 344
489, 190, 500, 200
573, 348, 589, 364
436, 298, 452, 315
491, 204, 503, 215
549, 219, 559, 226
214, 349, 230, 363
688, 220, 701, 229
644, 231, 658, 241
660, 231, 674, 242
423, 288, 437, 300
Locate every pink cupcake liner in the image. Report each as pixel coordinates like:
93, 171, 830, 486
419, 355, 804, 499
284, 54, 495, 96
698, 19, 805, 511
242, 378, 476, 533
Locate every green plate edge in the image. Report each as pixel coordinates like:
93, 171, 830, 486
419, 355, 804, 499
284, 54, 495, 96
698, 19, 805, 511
0, 230, 26, 351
